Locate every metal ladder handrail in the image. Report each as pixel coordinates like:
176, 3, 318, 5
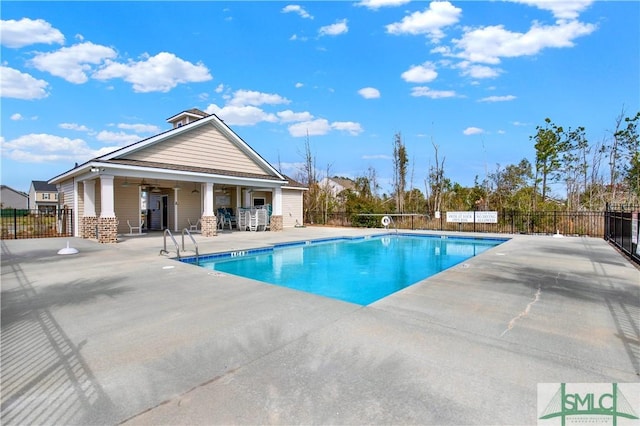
182, 228, 199, 264
160, 228, 181, 258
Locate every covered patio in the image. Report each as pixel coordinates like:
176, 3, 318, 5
49, 109, 306, 243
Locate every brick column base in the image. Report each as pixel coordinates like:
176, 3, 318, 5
81, 216, 98, 239
270, 215, 283, 231
201, 215, 217, 237
98, 217, 118, 243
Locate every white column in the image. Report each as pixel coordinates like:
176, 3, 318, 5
273, 187, 282, 215
174, 187, 179, 231
203, 183, 214, 215
99, 175, 115, 217
84, 179, 96, 216
243, 189, 251, 208
73, 178, 79, 237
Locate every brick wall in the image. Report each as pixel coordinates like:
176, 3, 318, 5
270, 215, 283, 231
98, 217, 118, 243
81, 216, 98, 239
201, 215, 217, 237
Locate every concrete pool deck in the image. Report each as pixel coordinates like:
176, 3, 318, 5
1, 228, 638, 425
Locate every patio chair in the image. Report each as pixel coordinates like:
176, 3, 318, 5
256, 208, 268, 231
188, 218, 201, 232
217, 208, 232, 230
248, 210, 259, 232
127, 219, 144, 235
237, 208, 248, 231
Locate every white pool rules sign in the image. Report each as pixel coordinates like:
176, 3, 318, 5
446, 211, 498, 223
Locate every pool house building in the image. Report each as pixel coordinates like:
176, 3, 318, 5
49, 109, 307, 243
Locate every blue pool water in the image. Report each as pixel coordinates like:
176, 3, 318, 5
182, 234, 506, 305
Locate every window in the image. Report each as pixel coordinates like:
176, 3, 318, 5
42, 193, 50, 200
253, 197, 265, 207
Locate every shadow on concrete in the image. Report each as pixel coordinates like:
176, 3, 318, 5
486, 249, 639, 376
122, 322, 476, 424
1, 244, 120, 425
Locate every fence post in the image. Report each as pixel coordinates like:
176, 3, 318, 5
13, 209, 17, 239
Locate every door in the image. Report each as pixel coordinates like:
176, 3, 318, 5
149, 194, 168, 230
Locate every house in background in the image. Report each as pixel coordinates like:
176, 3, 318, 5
49, 109, 307, 243
29, 181, 59, 213
0, 185, 29, 209
319, 177, 357, 198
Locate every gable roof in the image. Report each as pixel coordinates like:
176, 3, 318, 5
32, 180, 58, 192
50, 112, 287, 185
1, 185, 28, 197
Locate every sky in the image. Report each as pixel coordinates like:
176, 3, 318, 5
1, 0, 639, 196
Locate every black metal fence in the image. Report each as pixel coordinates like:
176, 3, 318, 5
0, 208, 73, 239
604, 208, 639, 264
306, 210, 605, 237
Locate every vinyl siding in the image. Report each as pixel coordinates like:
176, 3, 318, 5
282, 189, 303, 228
123, 125, 267, 175
59, 179, 74, 211
115, 184, 141, 234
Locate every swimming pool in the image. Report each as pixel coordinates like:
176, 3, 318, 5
181, 234, 507, 305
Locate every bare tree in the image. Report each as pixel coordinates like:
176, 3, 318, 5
427, 140, 446, 214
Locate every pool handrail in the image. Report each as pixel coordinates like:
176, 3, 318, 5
160, 228, 181, 258
181, 228, 199, 264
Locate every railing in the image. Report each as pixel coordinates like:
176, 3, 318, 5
160, 229, 181, 258
1, 208, 73, 239
181, 228, 199, 264
604, 208, 639, 265
306, 210, 606, 237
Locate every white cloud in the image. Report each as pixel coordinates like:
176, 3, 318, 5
288, 119, 332, 137
0, 66, 50, 99
1, 133, 116, 163
0, 18, 65, 48
278, 161, 306, 175
117, 123, 161, 134
410, 86, 456, 99
93, 52, 212, 92
512, 121, 530, 126
59, 123, 91, 132
452, 20, 597, 64
282, 5, 313, 19
457, 62, 502, 79
356, 0, 410, 9
463, 127, 484, 135
479, 95, 516, 102
319, 19, 348, 37
362, 154, 393, 160
95, 130, 141, 145
215, 84, 225, 93
228, 89, 290, 106
331, 121, 364, 135
287, 118, 363, 137
401, 62, 438, 83
277, 110, 314, 123
385, 1, 462, 41
295, 82, 304, 88
206, 104, 278, 126
11, 113, 23, 121
30, 42, 117, 84
507, 0, 594, 20
358, 87, 381, 99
